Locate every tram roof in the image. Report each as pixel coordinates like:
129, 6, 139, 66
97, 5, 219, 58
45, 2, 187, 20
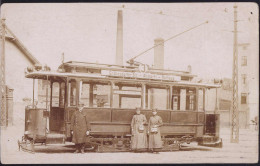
58, 61, 197, 78
25, 70, 221, 89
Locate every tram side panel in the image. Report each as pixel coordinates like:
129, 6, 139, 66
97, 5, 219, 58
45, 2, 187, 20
24, 108, 48, 141
65, 108, 205, 140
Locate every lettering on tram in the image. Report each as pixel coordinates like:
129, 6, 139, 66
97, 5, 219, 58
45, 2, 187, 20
18, 61, 222, 153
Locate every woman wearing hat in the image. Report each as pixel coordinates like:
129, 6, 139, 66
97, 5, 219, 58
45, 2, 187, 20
131, 108, 148, 152
148, 109, 163, 154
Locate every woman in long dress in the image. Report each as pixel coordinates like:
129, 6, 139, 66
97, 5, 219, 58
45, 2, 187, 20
148, 109, 163, 154
131, 108, 148, 152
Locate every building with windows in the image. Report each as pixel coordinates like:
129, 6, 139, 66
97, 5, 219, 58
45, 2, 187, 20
238, 43, 258, 129
202, 43, 258, 129
237, 43, 250, 128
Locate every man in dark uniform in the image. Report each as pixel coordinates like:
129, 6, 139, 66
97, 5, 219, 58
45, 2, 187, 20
70, 103, 91, 153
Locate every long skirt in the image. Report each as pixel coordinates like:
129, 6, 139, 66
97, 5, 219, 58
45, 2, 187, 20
131, 132, 148, 151
148, 132, 162, 150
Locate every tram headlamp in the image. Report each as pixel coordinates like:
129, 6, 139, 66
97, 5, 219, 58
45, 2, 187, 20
57, 68, 64, 72
26, 66, 34, 73
34, 63, 42, 71
43, 64, 51, 71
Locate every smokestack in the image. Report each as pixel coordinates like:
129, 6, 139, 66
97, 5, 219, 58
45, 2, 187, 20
154, 38, 164, 69
187, 65, 192, 73
116, 10, 123, 66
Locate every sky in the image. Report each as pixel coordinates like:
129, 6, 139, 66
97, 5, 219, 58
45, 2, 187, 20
1, 3, 259, 79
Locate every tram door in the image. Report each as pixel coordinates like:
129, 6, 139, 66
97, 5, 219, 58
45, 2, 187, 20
205, 114, 220, 137
172, 89, 180, 110
50, 82, 66, 133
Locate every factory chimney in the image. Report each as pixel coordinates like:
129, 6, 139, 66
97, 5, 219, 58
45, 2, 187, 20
154, 38, 164, 69
116, 10, 123, 66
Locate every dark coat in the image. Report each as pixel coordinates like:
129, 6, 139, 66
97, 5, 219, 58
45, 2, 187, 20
70, 110, 91, 144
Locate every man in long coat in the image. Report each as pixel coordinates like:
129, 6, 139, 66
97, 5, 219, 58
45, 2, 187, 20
71, 103, 91, 153
148, 109, 163, 154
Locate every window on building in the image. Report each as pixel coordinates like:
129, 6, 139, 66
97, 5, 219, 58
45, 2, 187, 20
241, 56, 247, 66
242, 74, 247, 84
241, 93, 247, 104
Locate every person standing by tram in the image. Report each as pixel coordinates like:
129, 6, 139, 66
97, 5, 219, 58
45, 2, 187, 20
148, 109, 163, 154
70, 103, 91, 154
131, 108, 148, 152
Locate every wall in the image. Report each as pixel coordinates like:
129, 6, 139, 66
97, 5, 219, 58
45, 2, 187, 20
5, 40, 37, 103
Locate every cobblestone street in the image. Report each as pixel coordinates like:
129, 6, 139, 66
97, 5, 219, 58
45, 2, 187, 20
1, 124, 258, 164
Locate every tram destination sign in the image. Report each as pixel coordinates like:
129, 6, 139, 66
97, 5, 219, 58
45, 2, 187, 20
101, 70, 181, 81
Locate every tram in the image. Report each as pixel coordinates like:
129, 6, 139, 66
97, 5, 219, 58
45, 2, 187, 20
18, 61, 222, 153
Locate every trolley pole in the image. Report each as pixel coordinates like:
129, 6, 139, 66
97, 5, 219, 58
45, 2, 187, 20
0, 18, 7, 127
230, 5, 239, 143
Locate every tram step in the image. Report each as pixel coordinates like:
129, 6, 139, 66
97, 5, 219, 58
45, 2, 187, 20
46, 133, 66, 144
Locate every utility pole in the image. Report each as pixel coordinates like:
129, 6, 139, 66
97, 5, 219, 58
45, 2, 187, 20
231, 5, 239, 143
0, 18, 7, 127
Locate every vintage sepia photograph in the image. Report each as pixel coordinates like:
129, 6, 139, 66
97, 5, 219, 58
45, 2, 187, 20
0, 2, 259, 164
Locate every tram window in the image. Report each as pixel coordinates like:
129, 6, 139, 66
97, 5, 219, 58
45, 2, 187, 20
38, 80, 51, 109
180, 88, 186, 110
173, 97, 178, 110
186, 89, 196, 111
69, 81, 77, 106
93, 84, 110, 108
113, 85, 141, 108
121, 97, 141, 108
198, 89, 204, 111
172, 89, 180, 111
79, 83, 90, 107
52, 82, 60, 107
147, 88, 167, 110
60, 82, 65, 108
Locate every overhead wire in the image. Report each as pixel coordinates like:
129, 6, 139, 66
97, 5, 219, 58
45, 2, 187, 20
127, 20, 209, 64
